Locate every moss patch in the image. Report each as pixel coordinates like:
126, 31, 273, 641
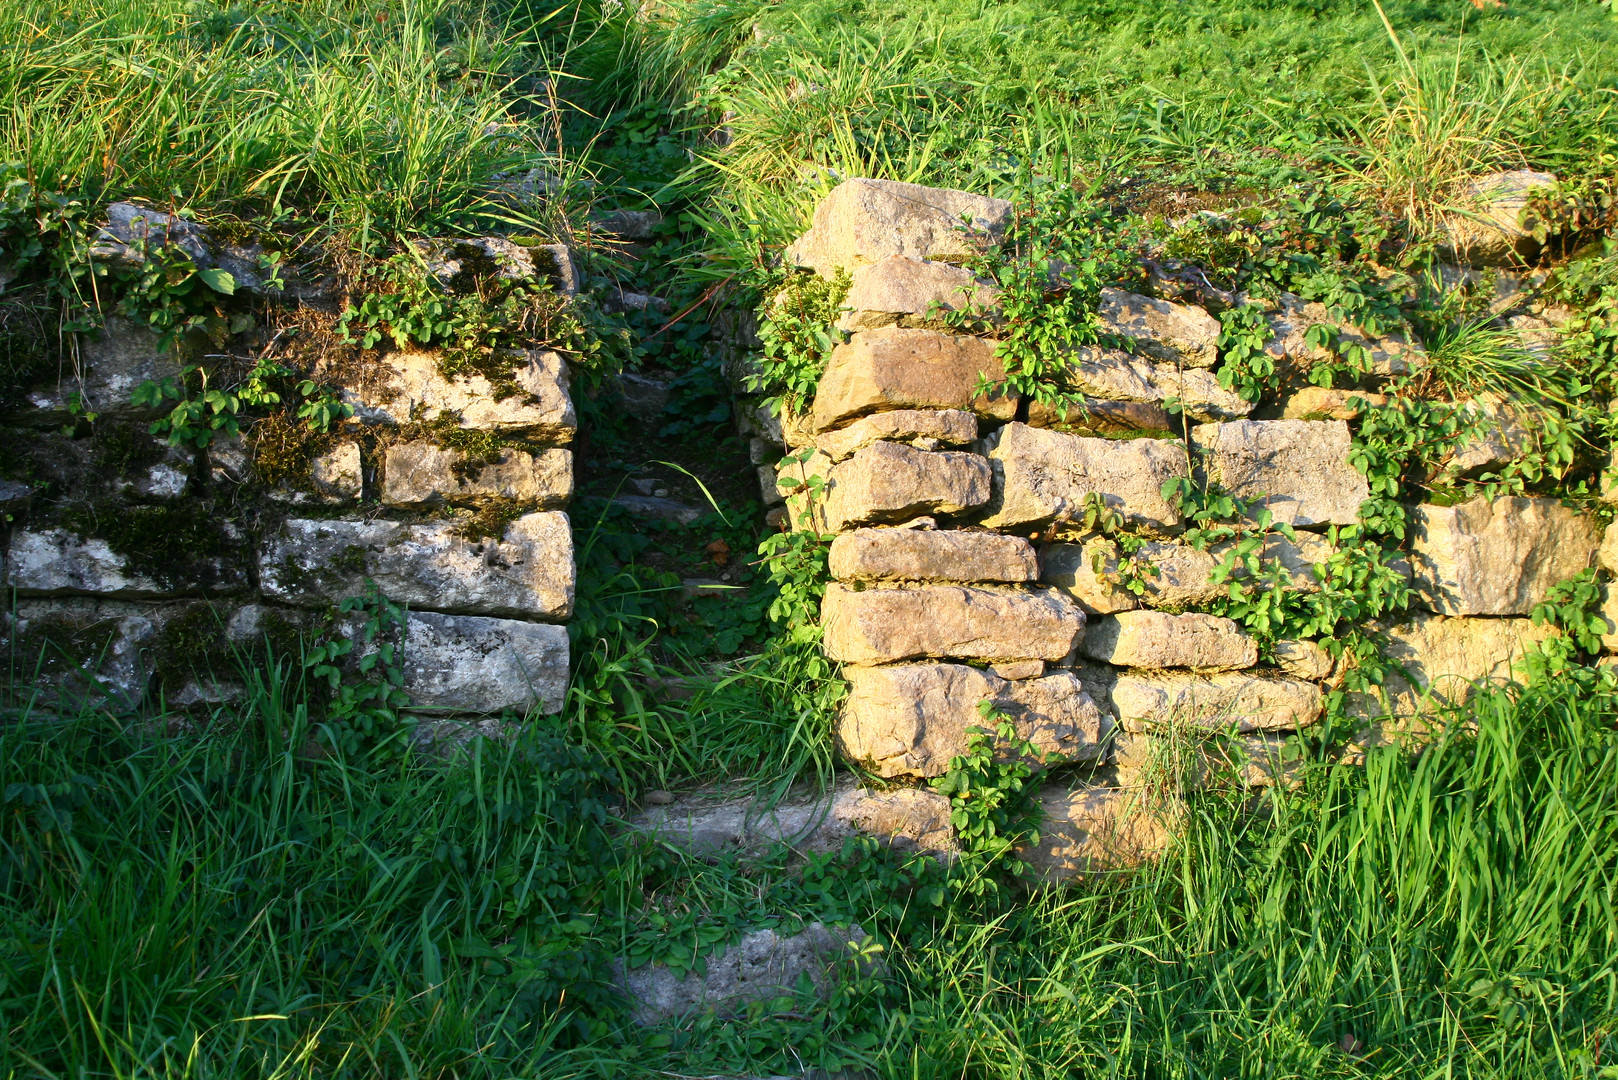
66, 500, 240, 593
249, 410, 334, 492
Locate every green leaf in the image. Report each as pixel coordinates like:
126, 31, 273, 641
196, 266, 235, 294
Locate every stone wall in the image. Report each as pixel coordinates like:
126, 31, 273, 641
743, 178, 1603, 881
1, 214, 577, 728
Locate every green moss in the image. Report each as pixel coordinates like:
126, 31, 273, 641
456, 499, 523, 541
333, 544, 369, 575
151, 602, 232, 693
93, 420, 167, 481
249, 410, 333, 492
6, 611, 121, 681
66, 500, 239, 593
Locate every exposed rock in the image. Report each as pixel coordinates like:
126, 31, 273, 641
1602, 522, 1618, 574
613, 922, 877, 1025
382, 442, 571, 508
1408, 497, 1598, 616
1097, 287, 1220, 367
1020, 786, 1177, 881
21, 317, 182, 422
1058, 348, 1251, 422
1149, 363, 1254, 422
1279, 385, 1389, 420
814, 408, 978, 462
2, 597, 165, 710
340, 348, 574, 441
978, 423, 1188, 534
811, 328, 1016, 432
1193, 419, 1367, 528
416, 236, 568, 290
1038, 539, 1141, 615
1081, 611, 1257, 670
1443, 398, 1531, 477
1025, 397, 1174, 435
269, 442, 363, 505
786, 178, 1012, 276
1041, 533, 1329, 614
6, 527, 247, 599
836, 255, 1001, 331
1273, 639, 1335, 680
0, 479, 31, 513
258, 513, 574, 620
1348, 612, 1554, 720
1111, 673, 1324, 732
820, 583, 1085, 665
1438, 170, 1558, 266
1262, 293, 1424, 376
394, 612, 568, 715
829, 528, 1037, 583
818, 443, 991, 532
90, 203, 265, 291
611, 494, 704, 525
992, 659, 1046, 680
837, 663, 1106, 777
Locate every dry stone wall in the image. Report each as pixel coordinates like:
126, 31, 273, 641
739, 177, 1603, 882
1, 222, 577, 727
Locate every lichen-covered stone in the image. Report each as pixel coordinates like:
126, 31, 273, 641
1060, 348, 1251, 422
268, 442, 363, 505
1111, 672, 1324, 732
20, 317, 182, 422
821, 442, 991, 531
837, 663, 1106, 777
2, 597, 164, 709
342, 349, 574, 440
1038, 539, 1142, 615
820, 582, 1085, 664
395, 612, 568, 714
382, 441, 572, 508
1279, 385, 1390, 420
829, 528, 1037, 583
979, 423, 1188, 534
1097, 287, 1220, 367
1081, 611, 1257, 670
6, 527, 247, 599
1020, 786, 1177, 881
786, 178, 1012, 276
1408, 496, 1597, 616
1042, 534, 1329, 614
837, 255, 1001, 330
811, 328, 1015, 432
814, 408, 978, 462
1193, 419, 1367, 528
1024, 397, 1174, 435
1273, 639, 1335, 680
258, 513, 573, 619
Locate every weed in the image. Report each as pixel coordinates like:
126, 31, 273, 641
751, 268, 850, 415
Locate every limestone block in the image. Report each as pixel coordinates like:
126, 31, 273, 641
829, 528, 1037, 583
1081, 611, 1257, 670
815, 408, 978, 461
786, 178, 1012, 276
837, 663, 1106, 777
837, 255, 1001, 330
1019, 786, 1177, 881
341, 348, 574, 441
992, 659, 1046, 680
1097, 287, 1220, 367
1025, 397, 1174, 435
2, 597, 164, 710
1408, 497, 1597, 615
810, 328, 1016, 432
1038, 539, 1141, 615
979, 423, 1188, 534
1273, 639, 1335, 680
1041, 533, 1328, 614
1148, 362, 1254, 422
20, 317, 182, 422
1438, 170, 1558, 266
1444, 398, 1531, 477
382, 441, 572, 508
822, 442, 991, 531
1193, 419, 1367, 528
1111, 672, 1324, 732
820, 582, 1085, 664
1349, 612, 1554, 720
258, 513, 573, 620
390, 612, 567, 715
6, 527, 247, 599
1060, 348, 1251, 422
1262, 293, 1425, 376
1280, 385, 1389, 420
268, 442, 363, 505
417, 236, 575, 294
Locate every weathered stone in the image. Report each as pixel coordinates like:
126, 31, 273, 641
258, 513, 573, 619
1025, 397, 1174, 435
1193, 419, 1367, 528
1149, 362, 1254, 422
837, 255, 1001, 330
1443, 398, 1531, 477
820, 583, 1085, 664
1262, 293, 1425, 376
1098, 287, 1220, 367
1348, 613, 1554, 720
1272, 639, 1335, 680
1111, 673, 1324, 732
19, 317, 182, 422
2, 597, 164, 709
6, 527, 247, 599
611, 494, 704, 525
1020, 786, 1177, 881
1058, 348, 1250, 422
90, 203, 264, 290
1082, 611, 1257, 670
1602, 522, 1618, 574
829, 528, 1036, 583
1280, 385, 1389, 420
615, 372, 671, 417
1038, 539, 1141, 615
821, 443, 991, 531
837, 663, 1106, 777
613, 921, 876, 1025
382, 441, 571, 508
1408, 497, 1597, 616
341, 348, 574, 440
811, 328, 1015, 432
1438, 170, 1558, 266
268, 442, 363, 505
979, 423, 1188, 534
1042, 533, 1328, 614
992, 659, 1046, 680
786, 178, 1012, 276
415, 236, 575, 295
814, 408, 978, 462
1113, 730, 1303, 791
394, 612, 568, 715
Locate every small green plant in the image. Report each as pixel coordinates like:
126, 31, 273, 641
1527, 568, 1611, 678
132, 358, 352, 448
751, 268, 850, 415
1215, 302, 1277, 403
304, 583, 414, 758
930, 702, 1053, 890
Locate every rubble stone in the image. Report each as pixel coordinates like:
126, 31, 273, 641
828, 528, 1037, 583
7, 527, 247, 598
1193, 419, 1367, 528
820, 583, 1085, 665
837, 663, 1106, 777
979, 423, 1188, 534
341, 348, 575, 441
811, 328, 1016, 432
1111, 672, 1324, 732
1020, 786, 1177, 881
1273, 639, 1335, 680
269, 442, 363, 504
837, 255, 1001, 331
1081, 611, 1257, 670
822, 442, 991, 531
1025, 397, 1174, 435
382, 441, 572, 508
1262, 293, 1425, 376
814, 408, 978, 462
1280, 386, 1389, 420
1059, 348, 1251, 422
1113, 730, 1303, 790
258, 513, 574, 620
21, 317, 182, 422
1349, 613, 1555, 719
786, 178, 1012, 276
396, 612, 568, 715
1438, 170, 1559, 266
1041, 533, 1329, 614
1408, 497, 1598, 615
2, 597, 164, 709
1097, 287, 1221, 367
